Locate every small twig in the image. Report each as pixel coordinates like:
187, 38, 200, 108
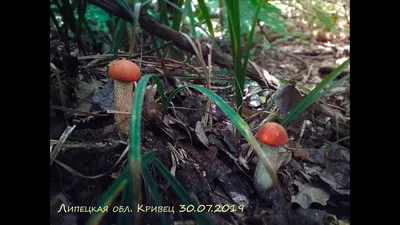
302, 63, 314, 83
50, 104, 109, 117
106, 109, 131, 115
297, 120, 307, 145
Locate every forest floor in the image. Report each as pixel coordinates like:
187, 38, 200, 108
50, 33, 350, 225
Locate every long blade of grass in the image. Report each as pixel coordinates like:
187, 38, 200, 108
225, 0, 244, 114
117, 178, 134, 225
60, 0, 77, 33
129, 2, 142, 57
86, 151, 156, 225
197, 0, 215, 38
281, 58, 350, 126
142, 165, 169, 225
128, 75, 168, 214
112, 19, 127, 56
165, 0, 184, 13
158, 0, 169, 25
242, 0, 262, 75
153, 158, 212, 224
116, 0, 136, 21
185, 0, 197, 39
306, 73, 350, 110
75, 0, 87, 44
171, 0, 185, 31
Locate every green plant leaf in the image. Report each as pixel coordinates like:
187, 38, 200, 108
128, 74, 167, 213
242, 0, 263, 80
281, 58, 350, 126
240, 0, 287, 36
185, 0, 197, 39
197, 0, 215, 38
225, 0, 245, 114
112, 19, 127, 56
158, 0, 169, 25
171, 0, 185, 31
86, 171, 128, 225
313, 6, 336, 31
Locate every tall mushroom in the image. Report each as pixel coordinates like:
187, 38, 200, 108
108, 59, 141, 135
254, 122, 292, 193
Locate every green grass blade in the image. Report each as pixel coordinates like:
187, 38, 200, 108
197, 0, 215, 38
116, 0, 136, 21
171, 0, 185, 31
87, 151, 156, 225
225, 0, 244, 114
86, 169, 128, 225
117, 178, 133, 225
306, 73, 350, 110
153, 158, 212, 224
112, 19, 127, 56
60, 0, 77, 33
242, 0, 262, 74
185, 0, 197, 39
75, 0, 87, 43
165, 0, 185, 13
281, 58, 350, 126
158, 0, 169, 25
142, 165, 169, 225
128, 74, 168, 213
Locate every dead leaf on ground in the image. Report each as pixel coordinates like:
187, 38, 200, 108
75, 78, 103, 111
292, 149, 315, 162
242, 107, 262, 120
292, 180, 331, 208
195, 121, 209, 147
222, 124, 237, 153
318, 170, 350, 195
142, 84, 164, 121
274, 80, 303, 117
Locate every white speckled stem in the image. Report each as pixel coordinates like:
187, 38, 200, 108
254, 145, 279, 193
114, 80, 133, 135
254, 144, 291, 194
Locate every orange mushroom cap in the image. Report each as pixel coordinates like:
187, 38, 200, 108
256, 122, 288, 146
108, 59, 141, 82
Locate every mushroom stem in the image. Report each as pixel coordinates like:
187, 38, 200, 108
114, 80, 134, 135
254, 143, 291, 193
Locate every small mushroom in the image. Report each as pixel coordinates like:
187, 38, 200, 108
108, 59, 141, 134
254, 122, 292, 193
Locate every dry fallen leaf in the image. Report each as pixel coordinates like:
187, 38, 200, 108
242, 107, 262, 120
292, 149, 315, 162
292, 180, 331, 208
195, 121, 209, 147
75, 78, 103, 111
142, 84, 164, 121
